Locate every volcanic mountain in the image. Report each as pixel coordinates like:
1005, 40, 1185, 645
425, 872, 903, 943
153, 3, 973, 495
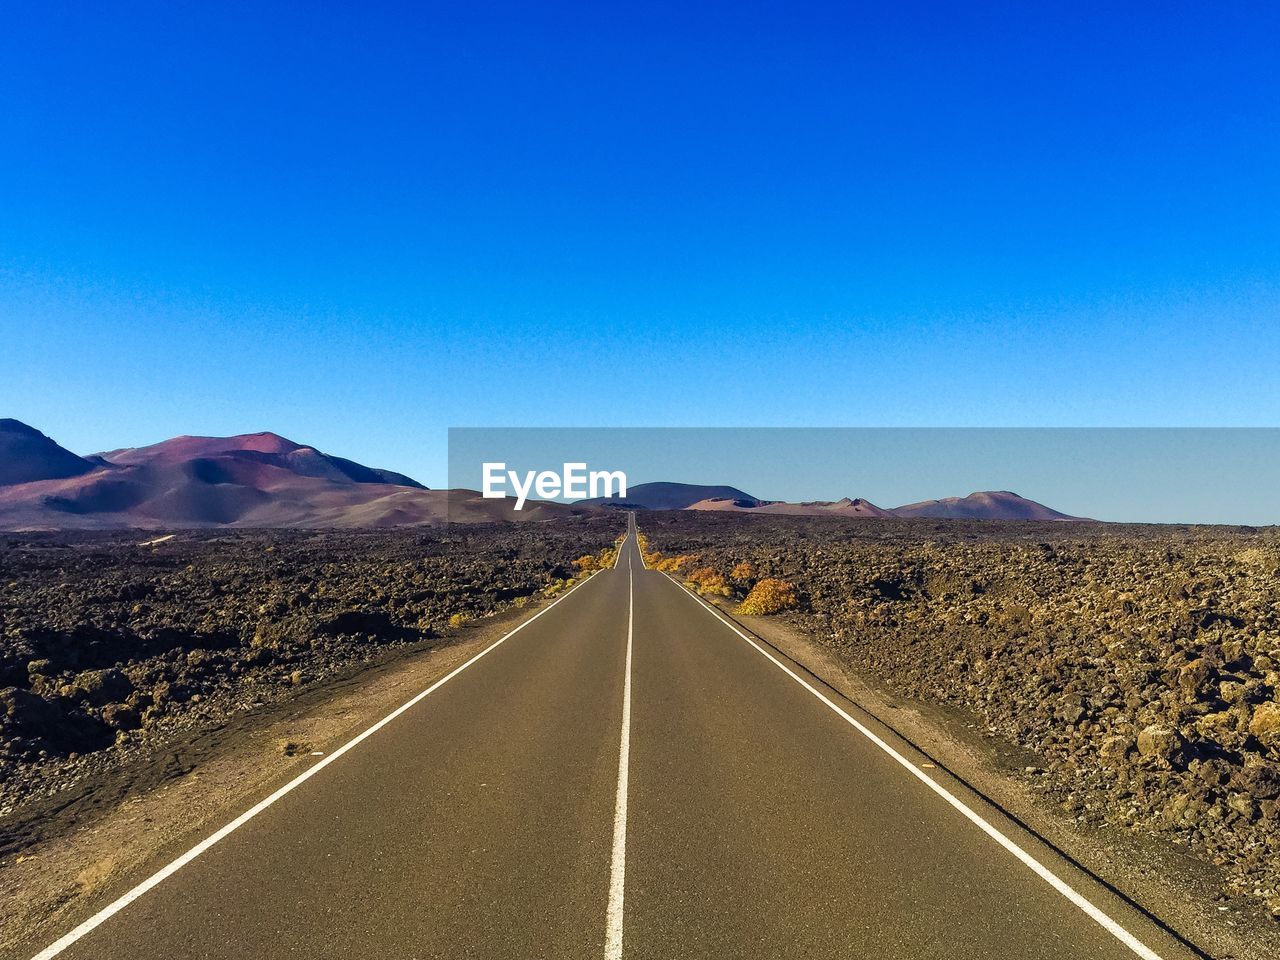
593, 482, 1082, 521
686, 496, 895, 518
604, 483, 1080, 520
98, 432, 426, 489
0, 421, 1088, 529
0, 419, 97, 486
0, 422, 587, 530
890, 490, 1083, 521
578, 481, 760, 511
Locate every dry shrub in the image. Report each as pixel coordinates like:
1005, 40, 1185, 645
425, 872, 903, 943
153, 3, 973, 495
684, 566, 731, 597
544, 577, 575, 596
737, 578, 798, 616
730, 561, 757, 582
636, 534, 666, 568
574, 546, 618, 573
654, 554, 694, 573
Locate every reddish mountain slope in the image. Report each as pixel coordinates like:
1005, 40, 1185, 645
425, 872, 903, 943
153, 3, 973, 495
0, 423, 586, 529
578, 481, 760, 511
0, 422, 1089, 529
890, 490, 1084, 521
687, 496, 894, 517
98, 432, 427, 488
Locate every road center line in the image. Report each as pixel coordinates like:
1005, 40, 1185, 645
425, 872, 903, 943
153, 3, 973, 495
27, 563, 611, 960
604, 544, 634, 960
663, 553, 1165, 960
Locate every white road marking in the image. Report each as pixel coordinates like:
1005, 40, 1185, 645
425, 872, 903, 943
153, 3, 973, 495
604, 547, 634, 960
665, 562, 1166, 960
27, 566, 611, 960
633, 514, 646, 569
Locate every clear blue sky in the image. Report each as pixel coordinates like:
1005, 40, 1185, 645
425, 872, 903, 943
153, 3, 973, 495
2, 2, 1278, 488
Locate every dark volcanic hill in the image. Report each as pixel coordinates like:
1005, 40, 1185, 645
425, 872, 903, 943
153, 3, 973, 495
890, 490, 1083, 521
0, 419, 96, 486
578, 481, 759, 511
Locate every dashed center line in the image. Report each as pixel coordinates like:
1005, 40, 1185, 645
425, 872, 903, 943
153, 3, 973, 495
604, 537, 634, 959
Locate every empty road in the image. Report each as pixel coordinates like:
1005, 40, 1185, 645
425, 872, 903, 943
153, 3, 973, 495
18, 515, 1198, 959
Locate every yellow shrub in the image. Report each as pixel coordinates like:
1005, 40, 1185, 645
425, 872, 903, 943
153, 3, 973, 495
699, 574, 731, 597
737, 578, 798, 616
654, 554, 693, 573
636, 533, 665, 568
683, 565, 715, 585
573, 545, 618, 574
730, 561, 757, 582
684, 566, 731, 597
448, 612, 470, 629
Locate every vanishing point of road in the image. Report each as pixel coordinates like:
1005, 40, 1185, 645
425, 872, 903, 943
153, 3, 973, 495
16, 514, 1200, 959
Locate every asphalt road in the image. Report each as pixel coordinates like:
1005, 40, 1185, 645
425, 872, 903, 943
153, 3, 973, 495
19, 514, 1201, 959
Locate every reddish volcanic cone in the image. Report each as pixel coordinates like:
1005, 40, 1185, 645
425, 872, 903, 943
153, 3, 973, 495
890, 491, 1084, 521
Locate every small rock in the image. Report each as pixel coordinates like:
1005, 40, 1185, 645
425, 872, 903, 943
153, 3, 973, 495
100, 703, 140, 732
62, 669, 134, 708
1226, 792, 1256, 820
1137, 724, 1181, 764
1249, 701, 1280, 752
1099, 735, 1132, 763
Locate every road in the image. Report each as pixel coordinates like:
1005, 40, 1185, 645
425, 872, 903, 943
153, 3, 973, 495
19, 514, 1199, 960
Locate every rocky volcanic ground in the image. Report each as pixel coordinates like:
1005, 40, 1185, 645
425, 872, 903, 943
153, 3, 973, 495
642, 512, 1280, 918
0, 518, 623, 820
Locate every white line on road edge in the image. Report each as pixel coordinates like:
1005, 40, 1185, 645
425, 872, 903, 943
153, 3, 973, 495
604, 550, 634, 959
28, 566, 612, 960
668, 574, 1166, 960
633, 513, 646, 569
